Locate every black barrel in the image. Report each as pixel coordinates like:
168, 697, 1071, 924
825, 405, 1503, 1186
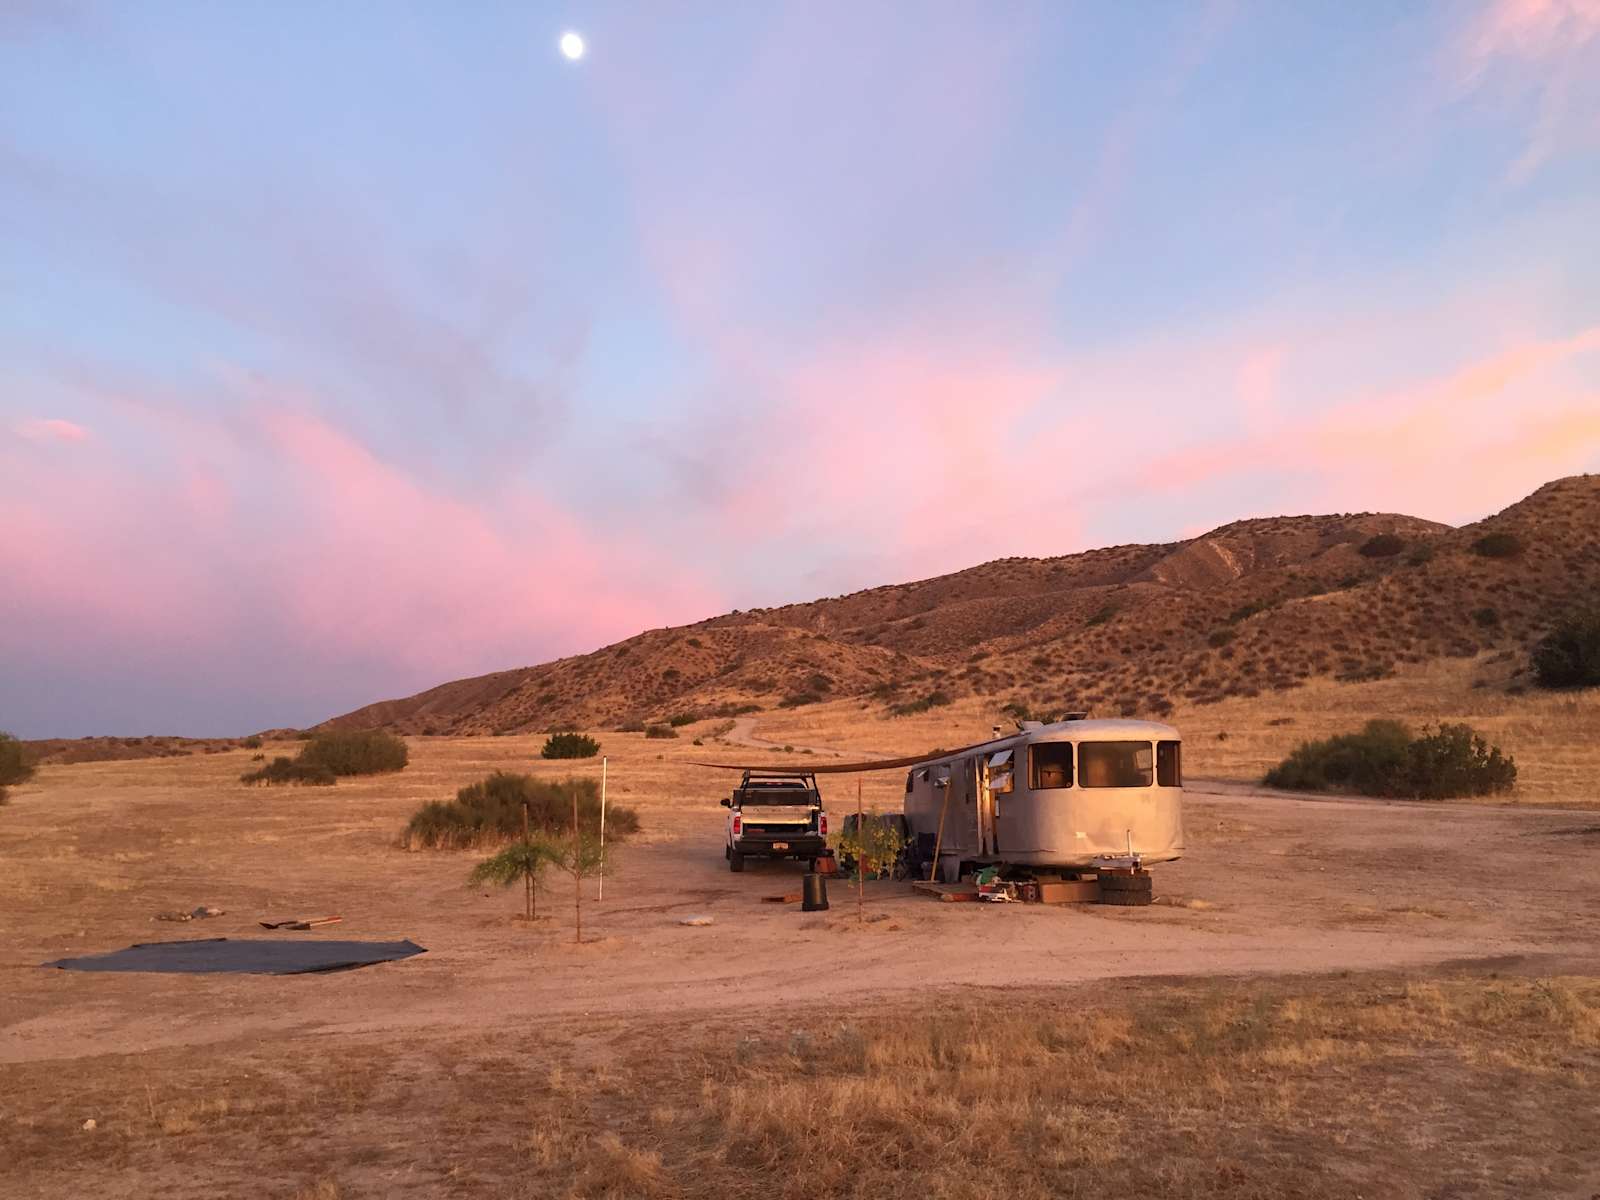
802, 872, 829, 912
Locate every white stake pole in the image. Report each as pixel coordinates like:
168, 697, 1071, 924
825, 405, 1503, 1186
599, 755, 608, 901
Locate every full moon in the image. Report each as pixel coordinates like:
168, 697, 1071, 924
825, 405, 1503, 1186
559, 31, 585, 61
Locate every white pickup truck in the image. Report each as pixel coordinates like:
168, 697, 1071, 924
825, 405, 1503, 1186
720, 769, 828, 873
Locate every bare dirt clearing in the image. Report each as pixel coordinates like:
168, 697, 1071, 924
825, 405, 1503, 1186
3, 726, 1599, 1196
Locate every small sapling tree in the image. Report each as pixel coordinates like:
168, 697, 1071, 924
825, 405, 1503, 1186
835, 807, 907, 924
469, 836, 563, 920
556, 832, 609, 944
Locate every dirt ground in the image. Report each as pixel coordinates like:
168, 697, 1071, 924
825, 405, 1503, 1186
3, 719, 1599, 1197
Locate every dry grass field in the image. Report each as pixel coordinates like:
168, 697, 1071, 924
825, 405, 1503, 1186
3, 702, 1599, 1197
751, 654, 1600, 807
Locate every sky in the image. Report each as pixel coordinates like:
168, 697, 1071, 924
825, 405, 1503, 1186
3, 0, 1599, 738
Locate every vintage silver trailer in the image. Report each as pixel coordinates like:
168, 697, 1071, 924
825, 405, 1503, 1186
904, 718, 1183, 883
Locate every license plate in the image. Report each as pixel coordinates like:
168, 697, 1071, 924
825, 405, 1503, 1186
771, 842, 789, 851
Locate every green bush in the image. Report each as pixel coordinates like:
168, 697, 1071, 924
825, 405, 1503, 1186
298, 729, 409, 776
889, 690, 952, 717
0, 732, 34, 787
404, 772, 638, 850
541, 732, 600, 759
1532, 611, 1600, 689
644, 724, 678, 739
240, 756, 336, 786
1227, 600, 1272, 624
1471, 532, 1524, 559
1358, 533, 1405, 558
240, 735, 263, 749
1471, 606, 1500, 628
779, 691, 823, 708
617, 719, 646, 733
1085, 605, 1118, 627
1207, 629, 1236, 648
667, 712, 698, 727
1264, 720, 1515, 799
1407, 544, 1435, 566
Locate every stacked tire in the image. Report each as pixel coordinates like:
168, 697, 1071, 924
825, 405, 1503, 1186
1097, 870, 1153, 906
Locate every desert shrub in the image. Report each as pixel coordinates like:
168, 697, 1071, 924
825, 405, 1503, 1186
667, 712, 698, 727
240, 756, 336, 786
644, 724, 678, 739
1227, 600, 1271, 624
1265, 720, 1515, 799
541, 732, 600, 759
1472, 532, 1524, 559
240, 735, 263, 749
1404, 725, 1518, 799
1407, 544, 1435, 566
298, 729, 409, 776
617, 719, 645, 733
1358, 533, 1405, 558
404, 772, 638, 850
779, 691, 822, 708
1471, 606, 1500, 628
0, 732, 34, 787
1532, 611, 1600, 689
685, 637, 703, 648
804, 672, 833, 693
710, 701, 761, 718
889, 690, 952, 717
1207, 629, 1235, 649
1085, 605, 1118, 627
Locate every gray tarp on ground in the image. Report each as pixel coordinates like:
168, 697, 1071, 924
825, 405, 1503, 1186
44, 937, 427, 975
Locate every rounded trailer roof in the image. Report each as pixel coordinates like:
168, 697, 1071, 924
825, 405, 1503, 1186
917, 718, 1180, 771
1028, 718, 1179, 741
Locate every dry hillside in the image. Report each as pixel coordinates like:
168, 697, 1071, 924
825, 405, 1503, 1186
326, 475, 1600, 735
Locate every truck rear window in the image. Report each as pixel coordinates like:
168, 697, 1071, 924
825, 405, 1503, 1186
738, 790, 815, 806
1078, 741, 1154, 788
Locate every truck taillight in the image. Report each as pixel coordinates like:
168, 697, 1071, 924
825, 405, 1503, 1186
732, 813, 742, 836
818, 812, 828, 835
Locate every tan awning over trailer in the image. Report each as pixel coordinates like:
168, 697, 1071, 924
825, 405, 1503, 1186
687, 751, 947, 774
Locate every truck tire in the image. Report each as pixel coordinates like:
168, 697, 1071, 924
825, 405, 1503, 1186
729, 851, 745, 873
1098, 872, 1153, 893
1098, 889, 1153, 906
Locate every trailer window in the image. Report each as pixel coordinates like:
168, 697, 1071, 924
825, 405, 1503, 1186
1029, 742, 1073, 789
1079, 741, 1154, 788
1157, 740, 1181, 787
988, 750, 1014, 794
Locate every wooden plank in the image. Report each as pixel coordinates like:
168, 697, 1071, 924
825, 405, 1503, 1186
912, 880, 979, 903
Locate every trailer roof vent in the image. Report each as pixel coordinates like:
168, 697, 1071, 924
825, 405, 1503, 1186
1019, 720, 1045, 731
1062, 711, 1089, 721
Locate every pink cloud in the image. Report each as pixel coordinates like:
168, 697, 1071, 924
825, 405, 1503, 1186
0, 385, 722, 716
13, 416, 89, 442
1131, 326, 1600, 517
1454, 0, 1600, 183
